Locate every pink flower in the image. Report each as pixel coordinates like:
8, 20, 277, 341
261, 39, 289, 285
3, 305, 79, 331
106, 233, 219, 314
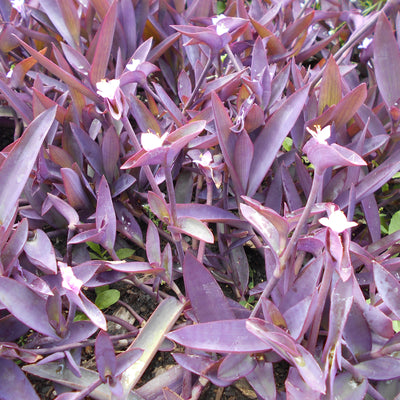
59, 263, 83, 295
319, 208, 357, 234
306, 125, 330, 144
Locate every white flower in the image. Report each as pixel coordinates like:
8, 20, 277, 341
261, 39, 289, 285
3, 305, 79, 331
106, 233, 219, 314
11, 0, 24, 13
319, 209, 357, 234
59, 263, 83, 295
126, 58, 141, 72
141, 131, 167, 151
96, 79, 120, 100
212, 14, 229, 36
358, 37, 373, 50
306, 125, 331, 145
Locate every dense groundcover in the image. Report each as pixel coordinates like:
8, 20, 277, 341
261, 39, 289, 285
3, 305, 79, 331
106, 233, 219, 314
2, 0, 400, 399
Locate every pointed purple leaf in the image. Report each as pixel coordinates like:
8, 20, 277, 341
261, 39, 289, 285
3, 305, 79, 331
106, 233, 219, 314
96, 176, 116, 252
354, 357, 400, 380
24, 229, 57, 274
170, 217, 214, 243
183, 253, 234, 322
332, 372, 367, 400
374, 13, 400, 108
246, 362, 276, 400
247, 85, 309, 196
167, 319, 271, 353
146, 220, 161, 266
0, 358, 40, 400
0, 107, 56, 232
0, 277, 57, 338
373, 261, 400, 319
61, 168, 92, 210
89, 0, 117, 86
217, 353, 256, 381
96, 331, 117, 381
1, 218, 28, 271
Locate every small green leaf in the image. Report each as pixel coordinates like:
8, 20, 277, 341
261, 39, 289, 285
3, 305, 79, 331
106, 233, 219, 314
282, 137, 293, 152
95, 289, 120, 310
382, 183, 389, 192
393, 320, 400, 333
95, 285, 109, 295
388, 210, 400, 235
116, 248, 135, 259
87, 242, 102, 256
217, 1, 226, 14
74, 312, 89, 322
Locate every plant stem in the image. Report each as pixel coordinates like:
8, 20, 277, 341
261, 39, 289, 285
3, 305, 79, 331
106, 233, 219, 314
197, 177, 213, 262
250, 171, 323, 317
164, 165, 185, 267
121, 115, 164, 199
183, 55, 214, 113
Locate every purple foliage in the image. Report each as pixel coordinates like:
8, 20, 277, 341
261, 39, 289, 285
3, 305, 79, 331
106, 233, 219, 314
1, 0, 400, 399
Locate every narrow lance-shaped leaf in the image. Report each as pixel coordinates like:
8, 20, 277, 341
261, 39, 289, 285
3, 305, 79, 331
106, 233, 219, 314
318, 56, 342, 115
374, 12, 400, 108
0, 358, 40, 400
89, 0, 117, 87
373, 261, 400, 319
167, 320, 271, 353
247, 85, 309, 196
0, 277, 57, 338
15, 38, 98, 102
183, 253, 234, 323
120, 297, 184, 395
0, 107, 56, 233
96, 176, 116, 253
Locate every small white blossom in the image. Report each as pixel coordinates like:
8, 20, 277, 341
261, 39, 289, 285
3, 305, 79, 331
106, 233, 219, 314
358, 37, 373, 50
96, 79, 120, 100
126, 58, 141, 72
306, 125, 331, 145
11, 0, 24, 13
319, 209, 357, 234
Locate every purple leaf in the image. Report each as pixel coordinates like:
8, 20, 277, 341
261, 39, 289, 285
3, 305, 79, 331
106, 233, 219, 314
0, 277, 57, 338
247, 318, 325, 393
373, 261, 400, 319
343, 303, 372, 357
120, 297, 184, 393
331, 372, 367, 400
89, 0, 117, 86
146, 220, 161, 266
153, 82, 186, 126
183, 253, 234, 323
0, 358, 40, 400
1, 218, 28, 271
46, 193, 80, 228
285, 368, 321, 400
167, 319, 271, 353
102, 126, 119, 183
374, 12, 400, 108
38, 0, 79, 49
61, 168, 92, 210
170, 217, 214, 243
354, 357, 400, 380
233, 131, 253, 193
24, 229, 57, 274
246, 361, 276, 400
105, 261, 162, 274
96, 176, 116, 252
173, 353, 232, 387
0, 107, 56, 233
162, 388, 184, 400
247, 85, 309, 196
148, 191, 171, 223
212, 91, 244, 195
96, 330, 116, 382
217, 353, 256, 381
15, 38, 98, 102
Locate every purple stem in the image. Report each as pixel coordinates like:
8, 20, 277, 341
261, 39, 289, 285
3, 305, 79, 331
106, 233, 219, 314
250, 171, 324, 317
